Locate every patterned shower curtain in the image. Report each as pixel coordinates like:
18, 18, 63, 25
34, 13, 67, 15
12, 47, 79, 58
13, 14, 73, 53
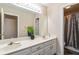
64, 13, 79, 49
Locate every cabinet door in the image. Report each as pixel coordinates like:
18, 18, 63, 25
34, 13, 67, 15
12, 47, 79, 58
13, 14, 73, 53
44, 45, 51, 55
44, 45, 55, 55
31, 43, 44, 53
52, 44, 56, 54
31, 49, 44, 55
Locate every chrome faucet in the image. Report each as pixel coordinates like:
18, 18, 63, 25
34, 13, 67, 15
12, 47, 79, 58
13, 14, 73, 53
8, 42, 14, 45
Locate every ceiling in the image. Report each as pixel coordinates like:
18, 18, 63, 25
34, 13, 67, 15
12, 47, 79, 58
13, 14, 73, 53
41, 3, 67, 7
64, 3, 79, 16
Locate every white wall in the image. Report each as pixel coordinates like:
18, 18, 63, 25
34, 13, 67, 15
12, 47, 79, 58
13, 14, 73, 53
47, 3, 76, 55
47, 3, 67, 55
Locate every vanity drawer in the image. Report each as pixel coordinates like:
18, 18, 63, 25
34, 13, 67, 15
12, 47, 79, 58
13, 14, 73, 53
43, 40, 53, 47
31, 40, 54, 53
31, 43, 44, 53
31, 48, 44, 55
7, 48, 31, 55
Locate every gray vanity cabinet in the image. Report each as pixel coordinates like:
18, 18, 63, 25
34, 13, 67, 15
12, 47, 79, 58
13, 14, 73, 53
44, 45, 53, 55
31, 39, 56, 55
7, 39, 56, 55
7, 48, 32, 55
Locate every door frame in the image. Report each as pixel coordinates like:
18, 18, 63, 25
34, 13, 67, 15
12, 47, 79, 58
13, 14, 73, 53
1, 9, 19, 39
61, 3, 77, 54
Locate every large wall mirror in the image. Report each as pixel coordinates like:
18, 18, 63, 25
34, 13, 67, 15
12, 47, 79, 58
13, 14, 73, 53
0, 3, 48, 40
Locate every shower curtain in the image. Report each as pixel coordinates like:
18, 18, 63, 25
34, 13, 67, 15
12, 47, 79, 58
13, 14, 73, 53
64, 13, 79, 49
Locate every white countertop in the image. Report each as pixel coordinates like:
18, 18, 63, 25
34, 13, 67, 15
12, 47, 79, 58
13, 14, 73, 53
0, 36, 56, 55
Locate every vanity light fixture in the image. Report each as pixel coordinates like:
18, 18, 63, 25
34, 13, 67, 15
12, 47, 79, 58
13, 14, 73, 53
65, 5, 71, 9
11, 3, 42, 14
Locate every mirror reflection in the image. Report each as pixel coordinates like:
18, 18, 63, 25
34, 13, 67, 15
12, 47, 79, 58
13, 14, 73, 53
0, 3, 48, 40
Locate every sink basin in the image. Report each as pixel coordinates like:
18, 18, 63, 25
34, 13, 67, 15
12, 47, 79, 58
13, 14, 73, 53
0, 44, 8, 49
0, 42, 21, 51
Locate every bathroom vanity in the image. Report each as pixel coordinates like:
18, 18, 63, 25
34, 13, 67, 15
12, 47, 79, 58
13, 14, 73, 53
0, 4, 56, 55
0, 36, 57, 55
